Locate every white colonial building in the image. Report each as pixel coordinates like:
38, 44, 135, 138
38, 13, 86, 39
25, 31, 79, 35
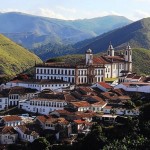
6, 79, 71, 92
19, 97, 68, 115
0, 126, 18, 144
35, 44, 132, 85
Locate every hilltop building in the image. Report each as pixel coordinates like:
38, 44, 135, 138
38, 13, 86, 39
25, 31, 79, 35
35, 43, 132, 85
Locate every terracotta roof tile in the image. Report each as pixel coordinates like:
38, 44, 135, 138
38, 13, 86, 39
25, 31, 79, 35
3, 115, 22, 122
70, 101, 91, 107
0, 126, 17, 134
98, 82, 112, 89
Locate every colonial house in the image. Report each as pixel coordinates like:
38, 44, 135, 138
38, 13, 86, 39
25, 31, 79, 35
6, 79, 71, 92
0, 126, 18, 144
115, 82, 150, 93
67, 101, 91, 112
19, 97, 67, 115
73, 119, 93, 134
103, 105, 139, 116
19, 90, 78, 115
15, 125, 39, 142
0, 115, 23, 127
8, 86, 38, 106
35, 44, 132, 86
35, 115, 72, 138
0, 90, 9, 111
118, 73, 143, 83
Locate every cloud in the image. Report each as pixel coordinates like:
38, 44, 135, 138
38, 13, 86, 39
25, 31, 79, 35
35, 8, 67, 20
0, 8, 69, 20
56, 6, 77, 13
132, 10, 150, 20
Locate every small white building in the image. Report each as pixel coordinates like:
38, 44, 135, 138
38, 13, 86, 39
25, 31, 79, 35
0, 126, 18, 144
115, 82, 150, 93
91, 82, 112, 92
6, 79, 71, 92
0, 115, 23, 127
15, 125, 39, 143
103, 105, 139, 116
0, 91, 9, 111
19, 97, 68, 115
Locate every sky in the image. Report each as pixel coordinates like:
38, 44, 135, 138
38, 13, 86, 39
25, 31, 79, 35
0, 0, 150, 20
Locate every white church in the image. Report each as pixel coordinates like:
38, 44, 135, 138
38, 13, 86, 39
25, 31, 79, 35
35, 43, 132, 85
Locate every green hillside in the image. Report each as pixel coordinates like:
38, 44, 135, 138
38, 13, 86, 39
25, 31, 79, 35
132, 48, 150, 75
47, 48, 150, 75
0, 34, 42, 76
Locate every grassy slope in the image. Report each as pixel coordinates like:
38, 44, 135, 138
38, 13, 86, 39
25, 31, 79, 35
0, 34, 42, 75
47, 48, 150, 75
132, 48, 150, 75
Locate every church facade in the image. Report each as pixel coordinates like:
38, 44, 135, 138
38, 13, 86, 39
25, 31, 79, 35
35, 43, 132, 85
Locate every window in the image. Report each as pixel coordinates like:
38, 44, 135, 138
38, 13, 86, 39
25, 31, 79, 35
36, 69, 39, 74
0, 99, 2, 102
72, 70, 75, 75
44, 69, 46, 74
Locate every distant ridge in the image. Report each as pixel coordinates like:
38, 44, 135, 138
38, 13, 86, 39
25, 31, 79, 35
0, 12, 132, 48
75, 17, 150, 53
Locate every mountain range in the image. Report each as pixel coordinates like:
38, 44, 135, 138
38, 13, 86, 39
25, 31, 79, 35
76, 17, 150, 53
0, 12, 132, 48
0, 34, 42, 76
34, 17, 150, 61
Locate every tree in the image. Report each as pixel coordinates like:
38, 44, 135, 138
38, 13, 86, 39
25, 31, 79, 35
29, 137, 49, 150
82, 124, 107, 150
140, 103, 150, 121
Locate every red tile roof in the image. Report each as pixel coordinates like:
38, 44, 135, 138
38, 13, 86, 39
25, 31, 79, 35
98, 82, 112, 89
1, 126, 17, 134
70, 101, 91, 107
93, 56, 108, 64
3, 115, 22, 122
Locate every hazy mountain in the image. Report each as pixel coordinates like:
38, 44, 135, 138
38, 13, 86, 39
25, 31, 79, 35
75, 17, 150, 54
0, 12, 132, 48
0, 34, 42, 76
